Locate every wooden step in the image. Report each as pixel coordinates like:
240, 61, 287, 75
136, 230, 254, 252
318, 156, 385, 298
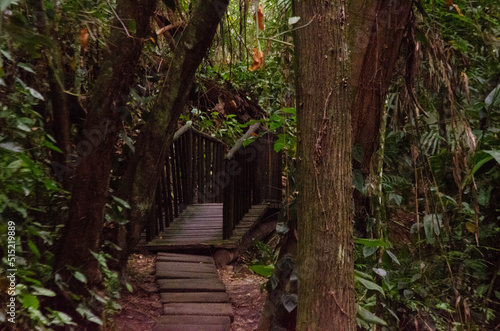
156, 253, 214, 264
156, 262, 217, 273
154, 315, 231, 331
156, 269, 219, 279
157, 278, 226, 292
154, 323, 229, 331
162, 303, 234, 321
160, 292, 229, 303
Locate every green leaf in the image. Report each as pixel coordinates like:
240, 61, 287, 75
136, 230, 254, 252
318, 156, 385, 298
125, 282, 133, 292
363, 245, 378, 257
353, 144, 364, 163
17, 62, 36, 74
357, 305, 387, 325
355, 238, 388, 247
22, 294, 39, 310
281, 293, 298, 312
483, 150, 500, 164
0, 49, 13, 61
43, 178, 59, 191
435, 302, 454, 312
485, 83, 500, 107
48, 310, 76, 326
0, 142, 23, 153
353, 169, 364, 193
385, 250, 400, 265
16, 121, 31, 132
354, 270, 373, 280
403, 289, 414, 299
76, 304, 103, 325
0, 0, 16, 12
478, 187, 492, 206
111, 195, 130, 209
464, 151, 496, 187
28, 240, 40, 258
249, 264, 275, 277
389, 192, 403, 206
355, 276, 385, 297
243, 136, 257, 147
26, 87, 44, 100
73, 271, 87, 284
372, 268, 387, 277
31, 286, 56, 297
90, 251, 108, 268
274, 134, 286, 152
43, 140, 62, 153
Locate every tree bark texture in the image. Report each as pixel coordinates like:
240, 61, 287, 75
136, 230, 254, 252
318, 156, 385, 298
33, 0, 72, 185
116, 0, 229, 265
55, 0, 156, 283
294, 1, 356, 330
348, 0, 413, 173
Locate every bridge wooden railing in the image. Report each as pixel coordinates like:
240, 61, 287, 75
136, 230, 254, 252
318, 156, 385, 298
222, 123, 282, 239
146, 123, 225, 241
146, 122, 281, 241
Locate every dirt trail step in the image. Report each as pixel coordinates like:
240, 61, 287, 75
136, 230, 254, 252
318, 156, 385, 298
153, 252, 233, 331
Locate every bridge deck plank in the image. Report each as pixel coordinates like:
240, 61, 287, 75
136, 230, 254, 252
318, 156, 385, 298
139, 203, 269, 251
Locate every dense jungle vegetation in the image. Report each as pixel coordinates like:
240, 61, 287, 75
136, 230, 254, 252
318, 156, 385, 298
0, 0, 499, 329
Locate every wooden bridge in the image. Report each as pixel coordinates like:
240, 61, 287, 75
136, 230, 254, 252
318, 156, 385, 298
140, 122, 281, 330
140, 122, 282, 251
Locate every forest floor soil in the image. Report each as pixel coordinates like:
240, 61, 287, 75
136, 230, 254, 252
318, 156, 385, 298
113, 254, 267, 330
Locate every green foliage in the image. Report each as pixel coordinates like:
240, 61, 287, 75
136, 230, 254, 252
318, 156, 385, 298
353, 1, 500, 329
0, 44, 72, 327
247, 240, 278, 278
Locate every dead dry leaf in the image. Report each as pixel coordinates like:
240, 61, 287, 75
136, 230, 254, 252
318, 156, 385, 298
253, 5, 265, 31
249, 48, 264, 71
80, 28, 89, 52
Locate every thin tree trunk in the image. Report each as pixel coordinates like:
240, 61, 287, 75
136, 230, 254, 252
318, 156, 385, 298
349, 0, 413, 174
116, 0, 229, 266
33, 0, 71, 185
294, 1, 356, 329
54, 0, 156, 283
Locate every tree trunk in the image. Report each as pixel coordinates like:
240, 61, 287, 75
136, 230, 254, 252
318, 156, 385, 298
349, 0, 413, 174
258, 1, 414, 328
33, 0, 72, 186
293, 1, 356, 329
116, 0, 229, 266
54, 0, 156, 283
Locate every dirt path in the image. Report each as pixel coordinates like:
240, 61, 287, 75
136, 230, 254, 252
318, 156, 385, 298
218, 264, 267, 331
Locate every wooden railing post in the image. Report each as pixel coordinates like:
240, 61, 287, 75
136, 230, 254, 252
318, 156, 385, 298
165, 155, 173, 226
223, 161, 235, 239
185, 129, 194, 204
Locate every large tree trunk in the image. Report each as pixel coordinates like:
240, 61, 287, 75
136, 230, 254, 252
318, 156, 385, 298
293, 1, 356, 329
54, 0, 156, 283
116, 0, 229, 266
258, 1, 414, 328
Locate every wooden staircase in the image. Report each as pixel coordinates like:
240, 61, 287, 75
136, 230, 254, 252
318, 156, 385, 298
153, 252, 233, 331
